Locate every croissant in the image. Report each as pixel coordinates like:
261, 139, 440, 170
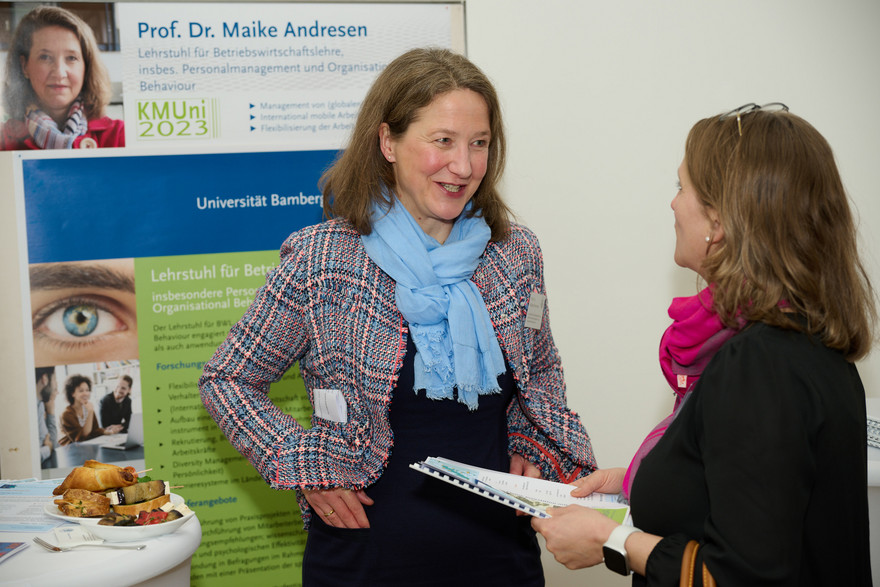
52, 463, 138, 495
83, 459, 119, 469
84, 460, 137, 476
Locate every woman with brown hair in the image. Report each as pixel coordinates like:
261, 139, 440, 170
1, 5, 124, 150
59, 374, 122, 445
534, 104, 876, 586
201, 47, 596, 585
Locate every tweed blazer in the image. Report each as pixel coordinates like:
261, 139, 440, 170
200, 218, 597, 525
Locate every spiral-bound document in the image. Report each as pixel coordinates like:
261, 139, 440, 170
868, 416, 880, 449
867, 399, 880, 449
410, 456, 630, 523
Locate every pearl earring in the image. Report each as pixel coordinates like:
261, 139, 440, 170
705, 236, 711, 242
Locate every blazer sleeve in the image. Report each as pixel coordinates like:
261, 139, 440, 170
45, 406, 58, 447
496, 226, 597, 482
199, 225, 384, 494
121, 398, 132, 432
99, 396, 112, 428
199, 230, 317, 489
59, 408, 77, 445
59, 408, 104, 444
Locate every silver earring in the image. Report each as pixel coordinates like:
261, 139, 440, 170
705, 236, 711, 242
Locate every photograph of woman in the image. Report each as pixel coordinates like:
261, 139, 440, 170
58, 373, 123, 446
1, 5, 123, 151
200, 47, 597, 586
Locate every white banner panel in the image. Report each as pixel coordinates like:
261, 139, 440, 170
117, 2, 460, 149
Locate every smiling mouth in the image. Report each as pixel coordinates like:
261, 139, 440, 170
440, 183, 462, 193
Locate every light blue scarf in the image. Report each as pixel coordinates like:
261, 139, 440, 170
361, 200, 506, 409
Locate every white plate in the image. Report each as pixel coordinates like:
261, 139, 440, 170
44, 493, 195, 542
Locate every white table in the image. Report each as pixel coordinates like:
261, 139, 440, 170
1, 518, 201, 587
0, 483, 201, 587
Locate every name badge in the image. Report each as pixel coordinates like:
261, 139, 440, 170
313, 388, 348, 423
524, 292, 546, 330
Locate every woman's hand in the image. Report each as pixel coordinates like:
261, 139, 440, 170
530, 464, 625, 568
569, 467, 626, 497
509, 453, 542, 478
104, 424, 123, 435
509, 453, 542, 516
303, 487, 374, 528
532, 504, 618, 569
80, 402, 96, 436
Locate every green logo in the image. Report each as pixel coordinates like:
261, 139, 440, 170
137, 98, 220, 140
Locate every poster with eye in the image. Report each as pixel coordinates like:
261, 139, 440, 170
17, 147, 331, 585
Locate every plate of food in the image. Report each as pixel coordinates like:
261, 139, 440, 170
45, 460, 195, 542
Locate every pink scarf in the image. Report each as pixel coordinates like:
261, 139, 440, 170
622, 286, 740, 499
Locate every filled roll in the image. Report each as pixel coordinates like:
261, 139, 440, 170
52, 463, 138, 495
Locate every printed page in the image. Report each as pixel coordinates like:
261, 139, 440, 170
423, 457, 630, 523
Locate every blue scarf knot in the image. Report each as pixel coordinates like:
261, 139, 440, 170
361, 200, 506, 409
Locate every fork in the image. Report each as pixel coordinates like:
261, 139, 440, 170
33, 536, 147, 552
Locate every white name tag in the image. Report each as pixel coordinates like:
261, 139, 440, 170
313, 388, 348, 423
524, 292, 546, 330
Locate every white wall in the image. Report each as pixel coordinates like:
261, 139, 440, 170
464, 1, 880, 585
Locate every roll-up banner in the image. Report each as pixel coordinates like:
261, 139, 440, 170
6, 3, 462, 584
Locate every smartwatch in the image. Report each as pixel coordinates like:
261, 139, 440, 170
602, 524, 643, 575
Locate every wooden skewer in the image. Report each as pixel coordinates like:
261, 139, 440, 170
170, 485, 184, 489
136, 468, 153, 475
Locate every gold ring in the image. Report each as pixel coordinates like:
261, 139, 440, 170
324, 509, 335, 517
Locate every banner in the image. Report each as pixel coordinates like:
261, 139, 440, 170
1, 2, 458, 153
118, 2, 456, 149
9, 3, 462, 585
19, 148, 329, 585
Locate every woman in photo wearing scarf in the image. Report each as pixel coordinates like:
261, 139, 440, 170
533, 104, 876, 586
199, 47, 597, 586
1, 6, 124, 151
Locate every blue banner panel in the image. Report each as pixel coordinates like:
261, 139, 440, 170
23, 150, 336, 263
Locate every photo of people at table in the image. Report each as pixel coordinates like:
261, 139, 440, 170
35, 360, 142, 472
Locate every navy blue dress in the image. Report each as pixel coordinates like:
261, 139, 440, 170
302, 335, 544, 586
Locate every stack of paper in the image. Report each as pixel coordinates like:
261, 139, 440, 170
867, 399, 880, 449
868, 417, 880, 449
410, 456, 630, 523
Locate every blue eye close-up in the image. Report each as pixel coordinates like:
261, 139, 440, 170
62, 303, 98, 336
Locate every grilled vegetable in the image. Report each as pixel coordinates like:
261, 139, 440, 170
106, 480, 168, 505
98, 511, 137, 526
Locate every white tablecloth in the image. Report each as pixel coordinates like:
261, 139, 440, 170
1, 513, 201, 586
